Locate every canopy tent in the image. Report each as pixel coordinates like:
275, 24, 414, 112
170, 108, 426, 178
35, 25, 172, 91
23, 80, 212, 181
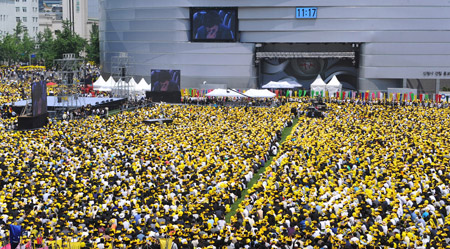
105, 76, 116, 89
93, 76, 106, 90
136, 78, 151, 91
205, 88, 246, 97
326, 75, 342, 96
262, 81, 298, 89
310, 75, 327, 94
244, 89, 276, 98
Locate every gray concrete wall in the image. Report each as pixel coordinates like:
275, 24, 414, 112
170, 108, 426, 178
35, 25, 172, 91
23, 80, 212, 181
100, 0, 450, 90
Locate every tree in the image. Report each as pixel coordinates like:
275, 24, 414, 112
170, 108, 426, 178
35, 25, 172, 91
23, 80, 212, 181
53, 20, 86, 59
86, 23, 100, 65
1, 34, 20, 64
36, 28, 57, 68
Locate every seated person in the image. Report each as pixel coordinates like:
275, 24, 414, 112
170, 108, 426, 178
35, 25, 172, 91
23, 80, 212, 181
195, 11, 234, 40
152, 71, 179, 92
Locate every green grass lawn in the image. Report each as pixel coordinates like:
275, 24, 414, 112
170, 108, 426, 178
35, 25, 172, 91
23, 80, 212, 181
225, 117, 299, 222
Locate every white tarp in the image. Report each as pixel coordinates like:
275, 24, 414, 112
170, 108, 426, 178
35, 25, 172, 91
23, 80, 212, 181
93, 76, 106, 90
136, 78, 151, 91
262, 81, 297, 89
326, 75, 342, 95
205, 88, 245, 97
310, 75, 327, 94
244, 89, 276, 98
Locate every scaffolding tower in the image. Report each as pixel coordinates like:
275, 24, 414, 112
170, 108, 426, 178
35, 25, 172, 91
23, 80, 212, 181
54, 53, 84, 112
111, 52, 133, 98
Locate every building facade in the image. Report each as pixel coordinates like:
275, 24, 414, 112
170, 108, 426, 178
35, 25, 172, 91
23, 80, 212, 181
15, 0, 39, 37
100, 0, 450, 92
0, 0, 16, 37
62, 0, 88, 39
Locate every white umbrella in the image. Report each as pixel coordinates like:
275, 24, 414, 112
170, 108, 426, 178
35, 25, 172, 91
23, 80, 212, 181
244, 89, 276, 98
205, 89, 245, 97
262, 81, 297, 89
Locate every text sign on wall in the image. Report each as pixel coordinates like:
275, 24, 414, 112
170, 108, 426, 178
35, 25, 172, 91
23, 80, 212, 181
296, 7, 318, 19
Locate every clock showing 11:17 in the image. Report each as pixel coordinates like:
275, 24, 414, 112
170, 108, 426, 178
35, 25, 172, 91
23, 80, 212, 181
296, 7, 318, 19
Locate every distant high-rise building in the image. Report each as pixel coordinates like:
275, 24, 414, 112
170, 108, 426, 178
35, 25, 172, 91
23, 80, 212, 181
62, 0, 88, 39
15, 0, 39, 37
0, 0, 16, 37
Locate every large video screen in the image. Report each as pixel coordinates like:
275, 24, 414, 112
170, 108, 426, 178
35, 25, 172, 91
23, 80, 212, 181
190, 7, 238, 42
261, 58, 358, 90
32, 81, 47, 116
151, 70, 181, 92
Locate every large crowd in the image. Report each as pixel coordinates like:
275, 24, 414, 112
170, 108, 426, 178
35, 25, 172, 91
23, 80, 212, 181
0, 66, 450, 248
0, 103, 293, 249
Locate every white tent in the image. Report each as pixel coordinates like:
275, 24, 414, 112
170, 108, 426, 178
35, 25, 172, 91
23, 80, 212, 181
136, 78, 151, 91
262, 81, 297, 89
326, 75, 342, 96
244, 89, 276, 98
105, 76, 116, 89
205, 88, 246, 97
93, 76, 106, 90
310, 75, 327, 94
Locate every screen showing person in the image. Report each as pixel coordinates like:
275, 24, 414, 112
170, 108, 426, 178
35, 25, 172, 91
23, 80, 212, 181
151, 70, 181, 92
32, 81, 47, 116
191, 8, 237, 42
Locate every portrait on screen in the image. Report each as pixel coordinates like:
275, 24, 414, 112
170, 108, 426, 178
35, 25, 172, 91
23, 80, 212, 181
32, 81, 47, 116
151, 70, 181, 92
191, 8, 237, 42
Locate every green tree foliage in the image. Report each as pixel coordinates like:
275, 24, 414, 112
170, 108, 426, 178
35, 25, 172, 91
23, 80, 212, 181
0, 21, 36, 64
86, 23, 100, 65
0, 20, 91, 66
36, 28, 57, 68
53, 20, 86, 60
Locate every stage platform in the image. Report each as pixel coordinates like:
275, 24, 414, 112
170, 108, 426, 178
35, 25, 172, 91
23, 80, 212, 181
10, 96, 126, 114
143, 119, 173, 125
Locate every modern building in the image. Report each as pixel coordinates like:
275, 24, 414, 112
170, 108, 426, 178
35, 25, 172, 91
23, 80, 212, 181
0, 0, 16, 37
99, 0, 450, 93
62, 0, 88, 39
15, 0, 39, 37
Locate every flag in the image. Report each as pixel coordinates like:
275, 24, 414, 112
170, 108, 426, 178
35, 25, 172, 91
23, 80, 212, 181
403, 93, 407, 102
419, 94, 423, 102
299, 90, 302, 97
303, 90, 307, 97
365, 91, 369, 101
10, 225, 22, 249
311, 90, 315, 97
410, 92, 414, 101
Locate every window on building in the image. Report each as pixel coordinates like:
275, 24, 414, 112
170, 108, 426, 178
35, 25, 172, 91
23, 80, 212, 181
16, 7, 20, 12
23, 7, 27, 12
22, 0, 27, 2
16, 17, 20, 22
22, 17, 27, 22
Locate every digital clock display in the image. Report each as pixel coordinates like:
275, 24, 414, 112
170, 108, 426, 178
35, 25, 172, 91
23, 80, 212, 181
296, 7, 317, 19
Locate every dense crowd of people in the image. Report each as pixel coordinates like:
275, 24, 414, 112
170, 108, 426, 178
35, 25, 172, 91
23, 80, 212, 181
1, 65, 450, 248
0, 104, 293, 249
232, 102, 450, 248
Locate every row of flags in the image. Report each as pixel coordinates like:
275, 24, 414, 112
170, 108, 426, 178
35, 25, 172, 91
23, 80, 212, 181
312, 90, 447, 102
181, 88, 449, 102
